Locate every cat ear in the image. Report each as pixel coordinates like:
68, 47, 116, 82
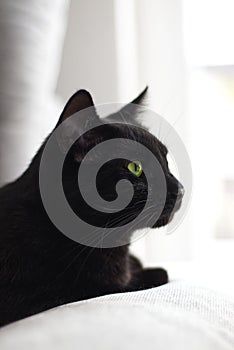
57, 89, 96, 125
55, 90, 100, 155
130, 86, 148, 106
105, 86, 148, 126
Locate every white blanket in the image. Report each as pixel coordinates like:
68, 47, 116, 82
0, 281, 233, 350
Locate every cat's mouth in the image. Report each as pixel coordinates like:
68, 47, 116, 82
153, 196, 183, 228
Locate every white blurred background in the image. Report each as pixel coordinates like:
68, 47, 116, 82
0, 0, 234, 295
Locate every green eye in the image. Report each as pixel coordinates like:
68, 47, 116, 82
127, 161, 143, 177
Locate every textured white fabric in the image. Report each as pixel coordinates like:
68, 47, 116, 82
0, 281, 233, 350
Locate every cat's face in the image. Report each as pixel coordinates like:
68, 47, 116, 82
58, 89, 184, 236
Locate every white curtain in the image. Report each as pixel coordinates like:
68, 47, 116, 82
0, 0, 70, 185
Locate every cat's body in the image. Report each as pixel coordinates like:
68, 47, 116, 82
0, 89, 183, 327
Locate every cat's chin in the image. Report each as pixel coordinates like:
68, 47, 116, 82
152, 212, 174, 228
152, 197, 183, 228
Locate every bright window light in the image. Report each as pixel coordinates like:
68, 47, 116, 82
183, 0, 234, 66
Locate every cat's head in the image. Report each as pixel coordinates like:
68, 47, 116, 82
51, 89, 184, 236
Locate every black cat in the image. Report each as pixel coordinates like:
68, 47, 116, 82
0, 88, 184, 327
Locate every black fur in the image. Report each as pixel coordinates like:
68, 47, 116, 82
0, 89, 183, 327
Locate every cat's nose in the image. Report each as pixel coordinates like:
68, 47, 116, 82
177, 182, 185, 200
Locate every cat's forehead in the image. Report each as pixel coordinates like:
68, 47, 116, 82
106, 123, 165, 153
